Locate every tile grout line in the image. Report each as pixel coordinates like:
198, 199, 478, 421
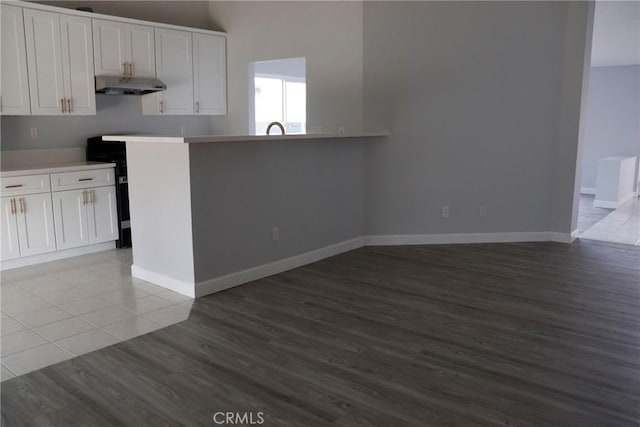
1, 250, 184, 377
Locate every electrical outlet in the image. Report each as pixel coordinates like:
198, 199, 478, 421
30, 128, 39, 139
272, 227, 280, 241
441, 206, 449, 218
479, 206, 487, 217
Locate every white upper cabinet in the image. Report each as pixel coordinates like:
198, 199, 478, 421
153, 28, 194, 115
60, 14, 96, 115
92, 19, 126, 76
23, 9, 65, 115
1, 5, 31, 115
93, 19, 155, 78
24, 9, 95, 115
144, 30, 227, 116
193, 33, 226, 116
12, 3, 225, 117
128, 24, 156, 78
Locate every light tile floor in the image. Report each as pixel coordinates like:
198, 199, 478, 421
0, 249, 193, 381
580, 197, 640, 245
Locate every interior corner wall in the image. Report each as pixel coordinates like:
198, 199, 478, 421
207, 1, 364, 136
363, 1, 590, 237
550, 1, 594, 235
580, 65, 640, 192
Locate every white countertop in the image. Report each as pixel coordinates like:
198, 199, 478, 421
0, 161, 115, 177
102, 132, 389, 144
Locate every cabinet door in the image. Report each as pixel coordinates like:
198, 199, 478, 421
1, 198, 20, 261
127, 24, 155, 78
193, 34, 226, 116
52, 189, 89, 250
1, 5, 31, 115
92, 19, 127, 77
23, 9, 65, 115
60, 14, 95, 115
155, 28, 194, 115
15, 193, 56, 257
86, 186, 118, 244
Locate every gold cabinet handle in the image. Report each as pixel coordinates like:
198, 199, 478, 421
129, 62, 134, 77
60, 98, 65, 113
196, 101, 200, 113
81, 190, 86, 205
5, 184, 24, 189
78, 178, 93, 182
18, 197, 25, 214
88, 189, 94, 204
123, 62, 127, 76
159, 100, 164, 113
66, 98, 72, 113
9, 198, 16, 215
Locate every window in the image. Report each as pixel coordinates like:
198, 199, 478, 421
249, 58, 306, 135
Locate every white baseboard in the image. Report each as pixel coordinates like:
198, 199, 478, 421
364, 232, 553, 246
133, 230, 587, 299
550, 230, 579, 243
131, 264, 195, 298
593, 192, 636, 209
0, 242, 115, 271
195, 237, 364, 297
580, 187, 596, 195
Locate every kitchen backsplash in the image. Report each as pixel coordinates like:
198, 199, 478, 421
1, 95, 214, 151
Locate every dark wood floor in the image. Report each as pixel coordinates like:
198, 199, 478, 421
2, 240, 639, 426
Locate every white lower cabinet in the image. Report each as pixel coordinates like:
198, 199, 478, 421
52, 186, 117, 250
51, 189, 88, 250
87, 186, 118, 244
1, 197, 22, 261
1, 193, 56, 261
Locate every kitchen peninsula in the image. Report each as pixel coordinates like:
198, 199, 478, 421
104, 132, 388, 297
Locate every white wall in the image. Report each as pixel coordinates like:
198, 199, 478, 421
363, 1, 592, 237
208, 1, 363, 135
581, 65, 640, 192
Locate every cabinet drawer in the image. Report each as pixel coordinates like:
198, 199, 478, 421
1, 174, 50, 196
50, 168, 114, 191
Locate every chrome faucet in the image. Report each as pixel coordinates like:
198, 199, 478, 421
266, 121, 285, 135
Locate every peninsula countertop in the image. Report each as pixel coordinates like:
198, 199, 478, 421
102, 132, 389, 144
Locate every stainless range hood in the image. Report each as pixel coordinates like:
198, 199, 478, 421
95, 75, 167, 95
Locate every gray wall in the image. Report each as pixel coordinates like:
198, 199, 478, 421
189, 139, 365, 281
208, 1, 363, 136
363, 1, 592, 236
1, 96, 213, 150
581, 65, 640, 191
